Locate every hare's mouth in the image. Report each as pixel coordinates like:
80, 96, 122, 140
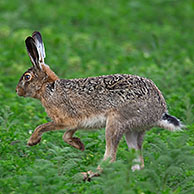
16, 87, 25, 97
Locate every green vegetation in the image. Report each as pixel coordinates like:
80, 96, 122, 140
0, 0, 194, 193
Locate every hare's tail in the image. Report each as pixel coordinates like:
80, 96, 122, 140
157, 113, 184, 131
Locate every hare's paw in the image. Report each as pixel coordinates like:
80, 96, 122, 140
64, 137, 85, 151
27, 136, 41, 146
72, 137, 85, 151
81, 170, 100, 182
131, 163, 144, 171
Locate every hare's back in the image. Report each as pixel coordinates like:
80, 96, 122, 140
55, 74, 166, 109
59, 74, 154, 93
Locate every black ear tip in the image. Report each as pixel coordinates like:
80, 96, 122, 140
25, 36, 31, 42
32, 31, 42, 40
32, 31, 41, 36
25, 36, 35, 45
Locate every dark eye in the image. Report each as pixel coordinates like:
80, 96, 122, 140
24, 73, 31, 81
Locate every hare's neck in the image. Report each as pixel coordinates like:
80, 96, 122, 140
38, 81, 56, 103
41, 64, 59, 82
34, 64, 59, 100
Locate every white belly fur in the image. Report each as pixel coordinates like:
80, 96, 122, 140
80, 114, 107, 129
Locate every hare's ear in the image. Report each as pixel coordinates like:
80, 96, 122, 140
32, 31, 46, 64
25, 37, 41, 70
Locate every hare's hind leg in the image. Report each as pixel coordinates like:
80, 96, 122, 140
103, 113, 125, 162
28, 122, 64, 146
63, 129, 85, 151
125, 130, 145, 171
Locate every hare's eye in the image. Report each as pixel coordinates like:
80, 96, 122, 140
24, 73, 31, 81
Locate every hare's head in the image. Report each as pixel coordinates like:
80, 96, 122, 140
16, 32, 58, 99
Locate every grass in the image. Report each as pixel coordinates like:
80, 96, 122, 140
0, 0, 194, 193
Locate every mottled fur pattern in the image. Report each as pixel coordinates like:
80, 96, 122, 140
16, 32, 183, 176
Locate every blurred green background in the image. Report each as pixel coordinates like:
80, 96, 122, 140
0, 0, 194, 193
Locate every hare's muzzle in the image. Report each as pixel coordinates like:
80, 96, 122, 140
16, 86, 25, 97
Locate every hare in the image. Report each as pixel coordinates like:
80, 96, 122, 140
16, 31, 183, 178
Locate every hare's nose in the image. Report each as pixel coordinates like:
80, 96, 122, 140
16, 86, 20, 94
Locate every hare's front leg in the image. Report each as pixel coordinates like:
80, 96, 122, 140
28, 122, 63, 146
63, 129, 85, 151
82, 114, 124, 181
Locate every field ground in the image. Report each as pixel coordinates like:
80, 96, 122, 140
0, 0, 194, 193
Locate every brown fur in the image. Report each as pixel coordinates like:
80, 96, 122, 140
16, 31, 183, 178
41, 64, 59, 82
